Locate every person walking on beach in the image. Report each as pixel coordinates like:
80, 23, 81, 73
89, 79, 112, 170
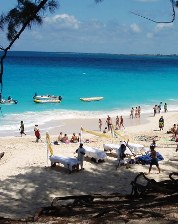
34, 125, 41, 143
138, 106, 141, 118
164, 103, 168, 113
106, 115, 112, 132
135, 107, 138, 118
153, 105, 157, 116
120, 116, 125, 129
159, 116, 164, 131
19, 121, 26, 137
115, 116, 120, 130
148, 145, 160, 174
158, 102, 162, 113
99, 119, 102, 131
130, 107, 134, 119
76, 143, 85, 170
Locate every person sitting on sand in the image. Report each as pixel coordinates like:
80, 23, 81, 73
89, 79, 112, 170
103, 127, 107, 133
148, 145, 160, 174
61, 133, 69, 143
167, 124, 176, 134
70, 133, 78, 143
58, 132, 63, 142
0, 152, 4, 160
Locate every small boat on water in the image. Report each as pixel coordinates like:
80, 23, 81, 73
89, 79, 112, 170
0, 99, 18, 105
80, 97, 104, 102
33, 95, 62, 103
0, 95, 18, 105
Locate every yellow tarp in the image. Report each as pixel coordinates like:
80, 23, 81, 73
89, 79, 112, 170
46, 132, 54, 156
81, 127, 112, 139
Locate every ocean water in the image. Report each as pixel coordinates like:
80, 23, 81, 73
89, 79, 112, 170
1, 51, 178, 136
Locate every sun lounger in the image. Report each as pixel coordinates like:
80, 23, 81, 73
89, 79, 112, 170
49, 155, 79, 173
103, 143, 120, 152
83, 146, 107, 163
103, 143, 145, 155
127, 143, 145, 154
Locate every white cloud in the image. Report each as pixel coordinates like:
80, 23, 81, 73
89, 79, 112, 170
45, 14, 81, 30
130, 23, 141, 33
155, 23, 173, 31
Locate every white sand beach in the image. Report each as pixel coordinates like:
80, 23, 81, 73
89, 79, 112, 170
0, 111, 178, 219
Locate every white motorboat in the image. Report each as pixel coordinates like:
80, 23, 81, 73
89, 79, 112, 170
33, 95, 62, 103
80, 96, 104, 102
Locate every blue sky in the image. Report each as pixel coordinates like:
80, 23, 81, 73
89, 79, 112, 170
1, 0, 178, 54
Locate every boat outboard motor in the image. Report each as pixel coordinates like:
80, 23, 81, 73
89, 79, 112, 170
58, 96, 62, 101
33, 93, 37, 99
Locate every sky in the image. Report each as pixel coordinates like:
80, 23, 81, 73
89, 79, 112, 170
0, 0, 178, 54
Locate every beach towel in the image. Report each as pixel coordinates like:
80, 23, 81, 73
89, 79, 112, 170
137, 152, 164, 165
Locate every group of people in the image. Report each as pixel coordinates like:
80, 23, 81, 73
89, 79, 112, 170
115, 140, 161, 174
99, 115, 125, 133
167, 123, 178, 152
130, 106, 141, 119
57, 132, 80, 144
153, 102, 168, 116
19, 121, 41, 143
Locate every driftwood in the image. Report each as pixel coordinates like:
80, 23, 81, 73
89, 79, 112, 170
1, 173, 178, 223
131, 172, 178, 196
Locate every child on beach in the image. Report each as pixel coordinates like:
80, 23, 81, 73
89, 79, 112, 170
148, 145, 160, 174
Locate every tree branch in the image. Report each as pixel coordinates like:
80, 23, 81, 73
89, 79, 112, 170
130, 0, 175, 24
0, 0, 49, 92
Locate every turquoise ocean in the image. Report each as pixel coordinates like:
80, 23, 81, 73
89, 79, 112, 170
1, 51, 178, 136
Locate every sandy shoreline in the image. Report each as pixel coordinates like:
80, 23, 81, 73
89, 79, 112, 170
0, 111, 178, 219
